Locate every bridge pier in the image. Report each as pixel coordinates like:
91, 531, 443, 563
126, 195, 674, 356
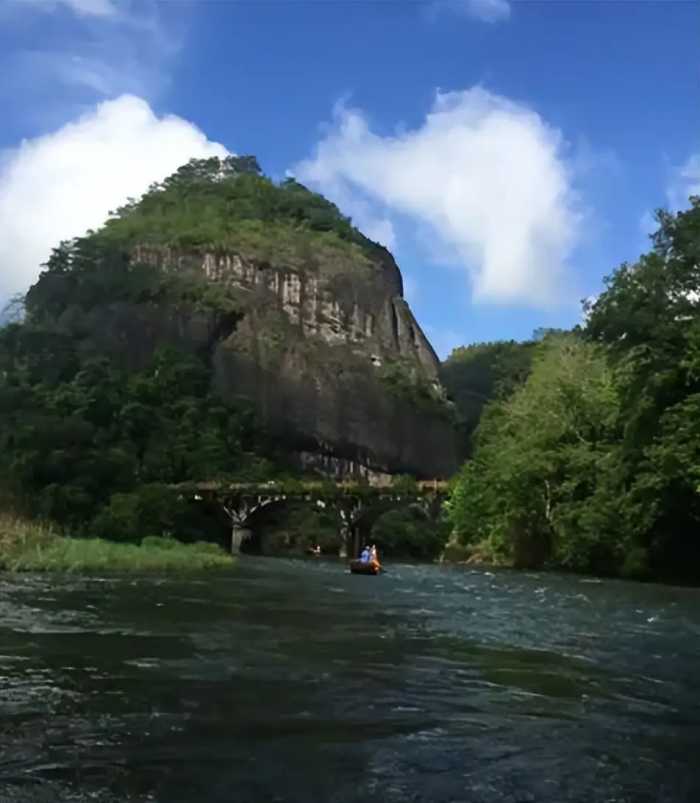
222, 493, 286, 555
231, 526, 252, 555
180, 479, 448, 557
335, 497, 366, 559
337, 524, 361, 559
352, 525, 361, 561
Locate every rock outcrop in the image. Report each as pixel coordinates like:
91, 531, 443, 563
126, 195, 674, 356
28, 158, 457, 480
131, 244, 457, 479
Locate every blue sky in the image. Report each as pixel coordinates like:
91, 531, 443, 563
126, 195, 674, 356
1, 0, 698, 356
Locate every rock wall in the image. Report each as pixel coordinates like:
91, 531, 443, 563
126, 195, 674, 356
133, 245, 440, 379
123, 244, 458, 478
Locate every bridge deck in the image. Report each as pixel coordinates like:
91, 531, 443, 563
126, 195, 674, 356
176, 479, 448, 496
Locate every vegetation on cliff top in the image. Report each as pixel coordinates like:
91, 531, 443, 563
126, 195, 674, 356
96, 155, 384, 271
25, 155, 391, 326
447, 199, 700, 582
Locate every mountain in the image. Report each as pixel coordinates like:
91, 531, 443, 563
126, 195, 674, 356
22, 156, 457, 482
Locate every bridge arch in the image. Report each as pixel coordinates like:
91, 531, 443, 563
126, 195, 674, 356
177, 479, 448, 557
240, 496, 338, 555
349, 496, 442, 557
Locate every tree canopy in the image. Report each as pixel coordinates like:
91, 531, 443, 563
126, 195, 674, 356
0, 323, 286, 542
92, 155, 388, 264
440, 340, 535, 457
448, 199, 700, 582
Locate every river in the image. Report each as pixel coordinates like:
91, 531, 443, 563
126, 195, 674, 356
1, 558, 699, 802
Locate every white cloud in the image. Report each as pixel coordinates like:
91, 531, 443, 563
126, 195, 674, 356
17, 0, 118, 18
318, 179, 396, 251
359, 217, 396, 251
65, 0, 116, 15
8, 48, 157, 101
456, 0, 510, 22
638, 151, 699, 252
2, 0, 182, 131
581, 294, 597, 325
0, 95, 228, 298
293, 88, 581, 307
668, 153, 700, 211
430, 0, 510, 23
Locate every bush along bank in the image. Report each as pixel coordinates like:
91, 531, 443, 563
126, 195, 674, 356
0, 516, 233, 573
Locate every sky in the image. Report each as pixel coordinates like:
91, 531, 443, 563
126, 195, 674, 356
1, 0, 698, 356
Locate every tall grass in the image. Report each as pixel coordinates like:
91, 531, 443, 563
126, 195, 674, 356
0, 515, 232, 573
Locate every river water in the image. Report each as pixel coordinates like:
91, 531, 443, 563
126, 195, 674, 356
1, 558, 699, 803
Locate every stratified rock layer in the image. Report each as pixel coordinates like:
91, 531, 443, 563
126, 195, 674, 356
129, 245, 457, 479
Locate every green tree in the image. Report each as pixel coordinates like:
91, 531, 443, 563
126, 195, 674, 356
0, 318, 282, 536
440, 340, 535, 457
585, 199, 700, 577
371, 506, 449, 560
447, 199, 700, 581
448, 334, 627, 572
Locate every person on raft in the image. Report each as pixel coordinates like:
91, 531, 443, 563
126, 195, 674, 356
359, 544, 381, 569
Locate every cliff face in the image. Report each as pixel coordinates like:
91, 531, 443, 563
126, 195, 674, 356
27, 157, 457, 480
131, 245, 457, 479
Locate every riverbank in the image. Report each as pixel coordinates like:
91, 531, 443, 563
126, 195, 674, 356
438, 535, 692, 587
0, 516, 233, 572
439, 535, 510, 568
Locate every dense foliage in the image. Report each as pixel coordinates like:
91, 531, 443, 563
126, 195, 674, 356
379, 358, 456, 421
0, 326, 285, 542
440, 340, 535, 455
92, 155, 387, 270
448, 199, 700, 581
252, 503, 448, 560
371, 506, 450, 560
0, 163, 310, 542
0, 156, 439, 556
11, 155, 698, 576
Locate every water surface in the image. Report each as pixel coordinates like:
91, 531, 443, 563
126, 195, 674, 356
1, 558, 699, 802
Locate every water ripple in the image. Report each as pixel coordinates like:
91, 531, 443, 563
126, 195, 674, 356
1, 559, 699, 802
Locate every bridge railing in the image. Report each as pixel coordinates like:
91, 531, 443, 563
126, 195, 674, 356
175, 478, 448, 497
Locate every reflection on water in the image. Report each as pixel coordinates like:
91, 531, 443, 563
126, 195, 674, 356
1, 558, 699, 802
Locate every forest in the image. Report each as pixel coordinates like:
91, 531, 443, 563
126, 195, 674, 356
446, 199, 700, 582
1, 153, 698, 578
0, 157, 445, 558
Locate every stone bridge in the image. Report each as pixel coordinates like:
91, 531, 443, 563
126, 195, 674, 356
175, 479, 449, 557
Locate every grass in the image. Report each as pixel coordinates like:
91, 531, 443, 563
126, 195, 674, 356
439, 534, 511, 567
0, 516, 233, 573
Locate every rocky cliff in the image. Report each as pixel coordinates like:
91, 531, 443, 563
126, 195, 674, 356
26, 156, 457, 479
133, 245, 455, 478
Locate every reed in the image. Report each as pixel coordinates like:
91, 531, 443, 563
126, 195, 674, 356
0, 516, 232, 573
